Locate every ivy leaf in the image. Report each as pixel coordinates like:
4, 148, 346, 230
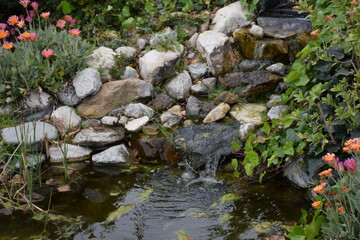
262, 122, 270, 135
295, 75, 310, 86
231, 159, 238, 171
282, 141, 294, 156
232, 141, 240, 151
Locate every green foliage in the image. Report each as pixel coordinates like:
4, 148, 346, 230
109, 54, 135, 80
287, 209, 325, 240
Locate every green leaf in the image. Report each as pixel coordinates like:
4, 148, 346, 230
262, 121, 270, 135
245, 151, 259, 165
231, 159, 238, 171
32, 213, 45, 221
232, 141, 240, 151
282, 141, 294, 156
60, 0, 74, 15
295, 75, 310, 86
286, 226, 306, 240
221, 193, 240, 204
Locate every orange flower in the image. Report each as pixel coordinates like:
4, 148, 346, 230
2, 42, 14, 50
56, 19, 66, 29
342, 186, 349, 192
0, 29, 9, 39
40, 12, 50, 19
41, 49, 54, 59
313, 184, 326, 194
22, 31, 31, 38
312, 201, 321, 209
29, 32, 38, 42
351, 0, 356, 4
322, 153, 336, 164
325, 202, 332, 208
64, 15, 73, 22
7, 15, 19, 26
338, 206, 345, 213
310, 29, 319, 36
319, 168, 333, 177
344, 138, 360, 153
326, 14, 334, 20
17, 20, 25, 28
68, 28, 81, 37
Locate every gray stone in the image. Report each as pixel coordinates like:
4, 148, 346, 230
210, 1, 252, 35
187, 51, 196, 59
151, 93, 175, 111
160, 111, 175, 123
57, 83, 82, 106
203, 102, 230, 123
115, 46, 137, 58
267, 94, 282, 108
149, 28, 177, 47
49, 144, 92, 163
249, 24, 264, 38
266, 63, 286, 76
124, 103, 154, 118
120, 66, 138, 79
215, 91, 240, 105
186, 95, 214, 120
164, 71, 192, 101
190, 84, 209, 96
257, 17, 311, 39
20, 91, 52, 110
284, 159, 315, 188
118, 116, 128, 126
109, 106, 126, 117
168, 105, 183, 116
163, 115, 182, 129
202, 77, 217, 89
73, 68, 102, 99
267, 105, 289, 120
0, 105, 12, 115
86, 46, 116, 78
101, 116, 119, 126
92, 144, 130, 164
51, 106, 82, 135
186, 33, 199, 49
183, 119, 194, 127
136, 38, 147, 50
229, 103, 267, 126
81, 119, 101, 128
197, 31, 233, 75
73, 127, 124, 148
1, 121, 58, 146
125, 116, 150, 132
15, 154, 45, 168
188, 62, 208, 79
238, 122, 257, 140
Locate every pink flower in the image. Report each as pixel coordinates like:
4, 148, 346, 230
30, 2, 39, 10
29, 32, 38, 42
334, 159, 345, 172
64, 15, 73, 22
25, 16, 32, 22
70, 19, 76, 26
56, 19, 66, 29
0, 23, 7, 30
19, 15, 24, 20
40, 12, 50, 19
17, 20, 25, 28
41, 49, 54, 59
7, 15, 19, 26
10, 28, 15, 35
344, 158, 357, 174
29, 10, 35, 17
19, 0, 30, 8
68, 28, 81, 37
0, 29, 9, 39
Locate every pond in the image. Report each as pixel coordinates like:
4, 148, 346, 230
0, 163, 309, 240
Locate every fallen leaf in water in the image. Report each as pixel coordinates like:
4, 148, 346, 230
57, 185, 71, 192
135, 188, 153, 203
221, 193, 240, 204
174, 138, 185, 142
106, 204, 134, 222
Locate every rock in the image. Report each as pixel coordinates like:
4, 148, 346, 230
1, 121, 58, 146
20, 90, 52, 110
20, 102, 54, 122
0, 105, 12, 115
151, 93, 175, 111
190, 84, 209, 96
215, 91, 239, 105
142, 124, 159, 135
186, 33, 199, 49
136, 38, 147, 50
168, 105, 183, 116
125, 116, 150, 132
203, 102, 230, 123
267, 94, 282, 108
266, 63, 286, 76
210, 2, 252, 35
124, 103, 154, 118
187, 51, 196, 59
101, 116, 119, 126
267, 105, 289, 120
73, 127, 124, 148
202, 77, 217, 89
72, 68, 102, 99
249, 25, 264, 38
139, 47, 183, 85
15, 154, 45, 168
186, 95, 214, 120
160, 112, 182, 129
86, 46, 116, 78
160, 111, 175, 123
183, 119, 194, 127
49, 144, 92, 163
115, 46, 137, 58
257, 17, 311, 39
164, 71, 192, 101
238, 59, 272, 72
233, 28, 256, 59
174, 123, 240, 170
57, 83, 82, 106
188, 62, 208, 79
82, 119, 101, 128
149, 28, 177, 47
77, 79, 154, 118
284, 159, 315, 188
229, 103, 267, 126
51, 106, 81, 135
118, 116, 128, 126
92, 144, 130, 164
109, 106, 126, 117
120, 66, 138, 79
197, 31, 233, 75
238, 122, 257, 140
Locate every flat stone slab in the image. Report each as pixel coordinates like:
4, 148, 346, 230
229, 103, 267, 126
92, 144, 130, 164
257, 17, 311, 39
49, 144, 92, 163
73, 127, 124, 148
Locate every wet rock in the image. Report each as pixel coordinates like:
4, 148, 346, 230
139, 47, 184, 85
73, 127, 124, 148
202, 77, 217, 89
142, 124, 159, 135
57, 83, 82, 106
92, 144, 130, 164
229, 103, 267, 126
267, 105, 289, 120
197, 31, 233, 75
210, 1, 251, 35
51, 106, 82, 135
190, 84, 209, 96
72, 68, 102, 99
124, 103, 154, 118
49, 144, 92, 163
20, 90, 52, 110
149, 28, 177, 47
186, 33, 199, 49
188, 62, 208, 79
1, 121, 58, 146
257, 17, 311, 39
238, 59, 272, 72
101, 116, 119, 126
125, 116, 150, 132
174, 123, 240, 170
254, 40, 288, 60
82, 188, 106, 203
115, 46, 137, 58
86, 46, 116, 78
284, 159, 315, 188
136, 38, 147, 50
186, 95, 214, 120
266, 63, 286, 76
215, 91, 240, 105
164, 71, 192, 101
203, 102, 230, 123
249, 25, 264, 38
239, 122, 257, 140
151, 93, 176, 111
120, 66, 138, 80
77, 79, 154, 118
233, 28, 257, 59
81, 119, 101, 128
267, 94, 282, 108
